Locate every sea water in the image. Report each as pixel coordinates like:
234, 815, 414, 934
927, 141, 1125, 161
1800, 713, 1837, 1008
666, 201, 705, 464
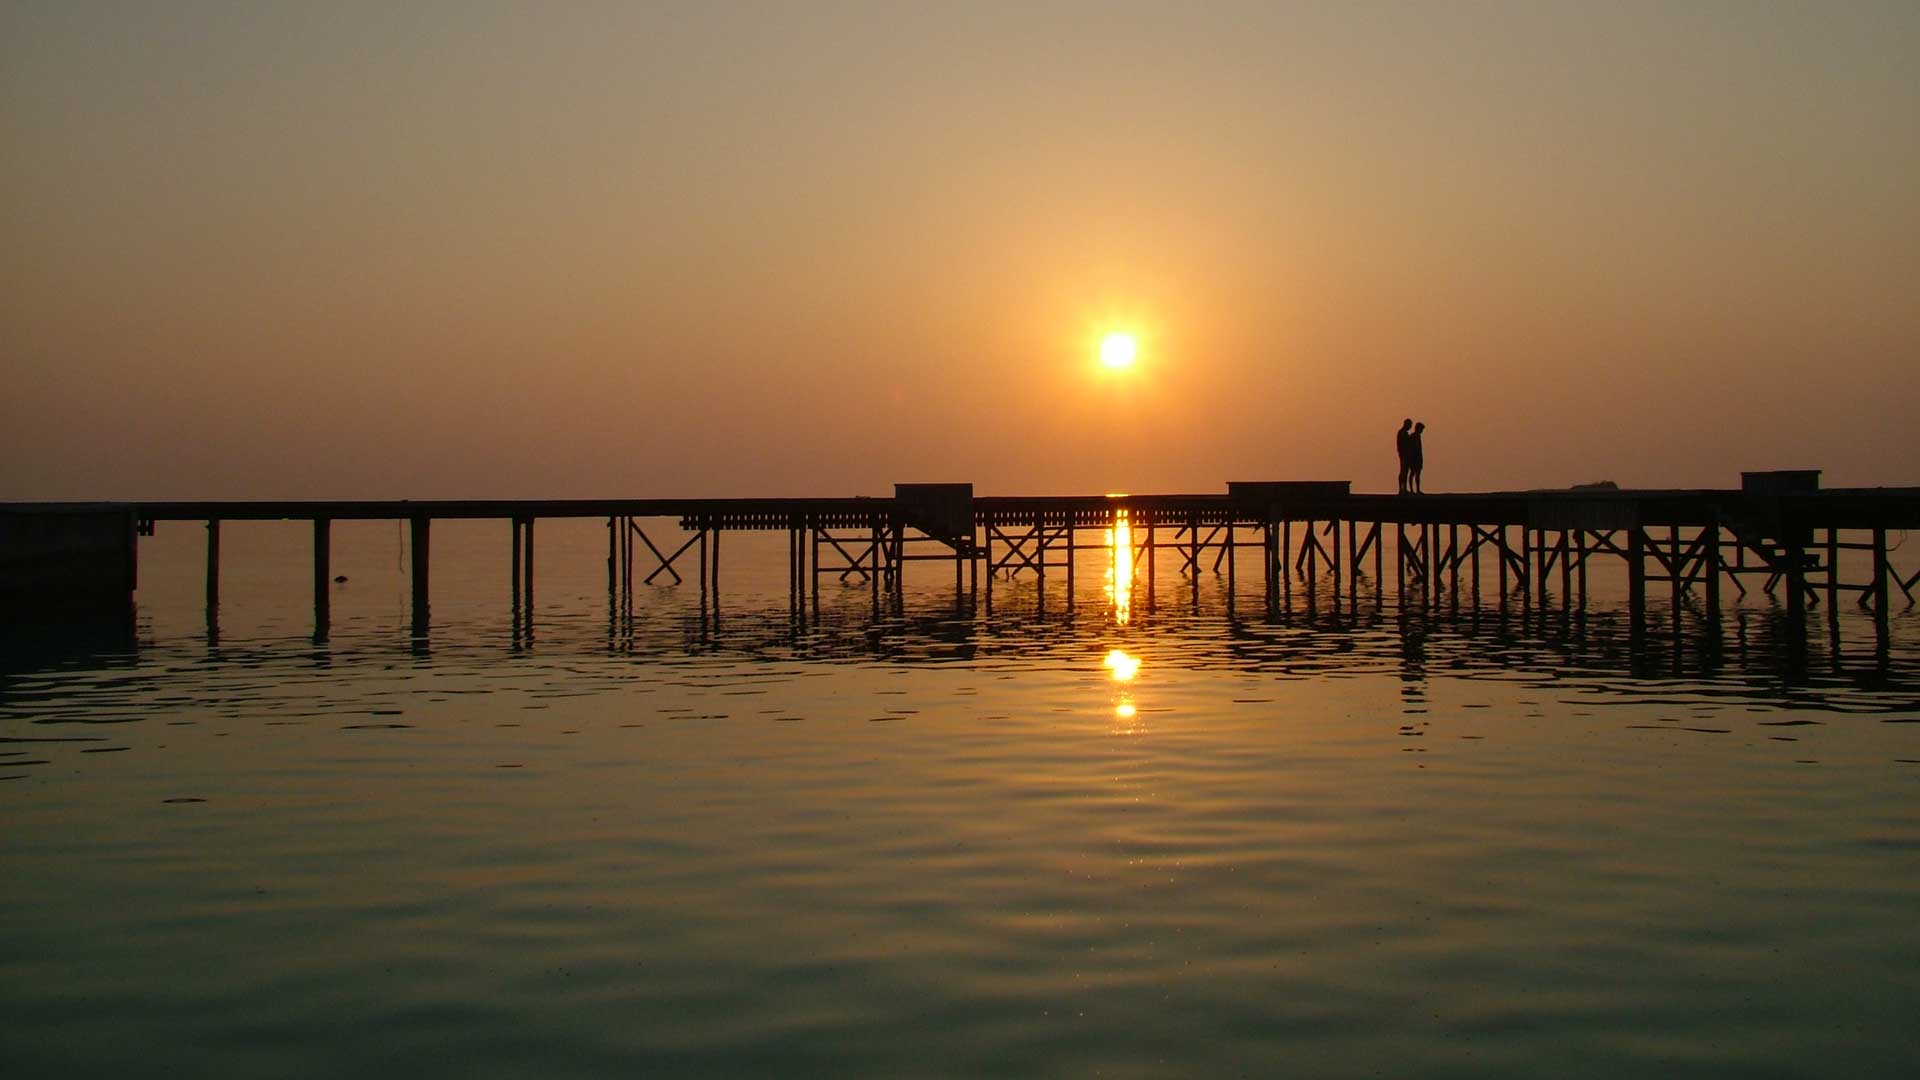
4, 518, 1917, 1077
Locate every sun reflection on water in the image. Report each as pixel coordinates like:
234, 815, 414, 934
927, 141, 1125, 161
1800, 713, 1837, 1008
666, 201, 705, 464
1103, 509, 1143, 727
1103, 647, 1141, 728
1105, 509, 1134, 626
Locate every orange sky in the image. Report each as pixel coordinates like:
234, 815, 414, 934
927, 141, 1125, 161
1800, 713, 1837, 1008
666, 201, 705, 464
3, 2, 1916, 499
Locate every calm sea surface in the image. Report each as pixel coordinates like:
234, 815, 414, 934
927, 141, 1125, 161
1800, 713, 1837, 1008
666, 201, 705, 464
5, 518, 1918, 1077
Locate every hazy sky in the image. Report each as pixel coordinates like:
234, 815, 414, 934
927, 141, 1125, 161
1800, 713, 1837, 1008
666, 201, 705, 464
4, 1, 1916, 498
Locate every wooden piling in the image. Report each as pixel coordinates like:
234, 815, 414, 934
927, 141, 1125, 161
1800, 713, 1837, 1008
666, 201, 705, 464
1448, 523, 1460, 612
1223, 522, 1237, 615
1703, 523, 1720, 620
408, 516, 429, 627
1670, 525, 1683, 623
1065, 522, 1075, 610
515, 518, 526, 610
1826, 527, 1841, 626
1395, 522, 1406, 600
1784, 532, 1807, 644
1469, 525, 1481, 604
1280, 520, 1291, 603
1575, 530, 1588, 611
1188, 513, 1200, 609
1520, 527, 1531, 612
1627, 528, 1645, 639
313, 517, 331, 628
1424, 523, 1436, 606
1264, 522, 1278, 613
1535, 528, 1549, 610
1559, 530, 1572, 614
205, 519, 220, 610
1372, 521, 1384, 597
1145, 512, 1157, 608
1347, 519, 1359, 594
1497, 525, 1508, 604
1872, 527, 1890, 646
1327, 518, 1338, 605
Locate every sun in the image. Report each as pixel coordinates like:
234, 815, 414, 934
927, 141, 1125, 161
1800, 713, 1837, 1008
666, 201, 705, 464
1098, 332, 1138, 370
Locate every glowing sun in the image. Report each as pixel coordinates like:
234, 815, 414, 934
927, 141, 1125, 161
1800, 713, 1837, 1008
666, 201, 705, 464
1098, 332, 1138, 370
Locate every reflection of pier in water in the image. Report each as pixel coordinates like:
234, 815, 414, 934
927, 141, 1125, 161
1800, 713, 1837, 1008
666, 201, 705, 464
638, 580, 1918, 702
8, 474, 1917, 660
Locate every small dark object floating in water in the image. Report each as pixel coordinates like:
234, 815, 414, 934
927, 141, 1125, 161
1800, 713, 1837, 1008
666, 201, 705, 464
334, 575, 347, 583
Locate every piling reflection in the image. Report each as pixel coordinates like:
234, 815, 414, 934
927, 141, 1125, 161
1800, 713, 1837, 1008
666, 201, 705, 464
584, 586, 1920, 716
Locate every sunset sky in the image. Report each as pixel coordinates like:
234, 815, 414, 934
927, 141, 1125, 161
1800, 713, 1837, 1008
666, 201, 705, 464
4, 1, 1916, 499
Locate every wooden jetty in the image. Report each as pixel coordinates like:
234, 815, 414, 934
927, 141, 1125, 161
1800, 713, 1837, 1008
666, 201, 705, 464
5, 474, 1918, 653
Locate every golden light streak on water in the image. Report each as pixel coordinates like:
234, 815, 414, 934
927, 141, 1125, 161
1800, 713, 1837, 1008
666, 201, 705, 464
1105, 509, 1134, 626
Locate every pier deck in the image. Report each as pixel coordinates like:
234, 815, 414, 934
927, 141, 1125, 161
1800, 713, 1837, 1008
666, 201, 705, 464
86, 485, 1920, 532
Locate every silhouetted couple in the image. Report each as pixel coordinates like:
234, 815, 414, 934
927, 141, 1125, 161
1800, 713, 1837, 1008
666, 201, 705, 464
1396, 419, 1426, 494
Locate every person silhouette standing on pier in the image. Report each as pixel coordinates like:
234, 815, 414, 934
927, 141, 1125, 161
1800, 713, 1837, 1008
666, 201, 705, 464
1409, 422, 1426, 494
1396, 419, 1414, 494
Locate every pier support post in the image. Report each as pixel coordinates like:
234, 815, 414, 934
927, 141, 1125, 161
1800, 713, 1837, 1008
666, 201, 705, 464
1704, 523, 1720, 622
313, 518, 331, 635
1066, 522, 1075, 611
1872, 527, 1890, 649
205, 519, 221, 613
969, 526, 978, 602
1303, 520, 1318, 605
1264, 522, 1278, 614
1146, 512, 1157, 610
1328, 519, 1340, 607
1349, 519, 1360, 595
1671, 525, 1684, 631
410, 516, 430, 631
1225, 522, 1237, 615
1497, 525, 1509, 608
1536, 528, 1549, 611
1784, 531, 1807, 656
1519, 527, 1531, 614
1395, 522, 1406, 601
1627, 528, 1646, 642
791, 523, 806, 618
1826, 527, 1841, 633
1575, 530, 1589, 614
1420, 522, 1436, 607
1449, 524, 1461, 614
711, 529, 722, 625
1188, 513, 1200, 610
870, 521, 882, 615
1470, 525, 1481, 606
1281, 520, 1291, 607
1373, 522, 1384, 601
515, 518, 526, 612
1560, 530, 1572, 617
